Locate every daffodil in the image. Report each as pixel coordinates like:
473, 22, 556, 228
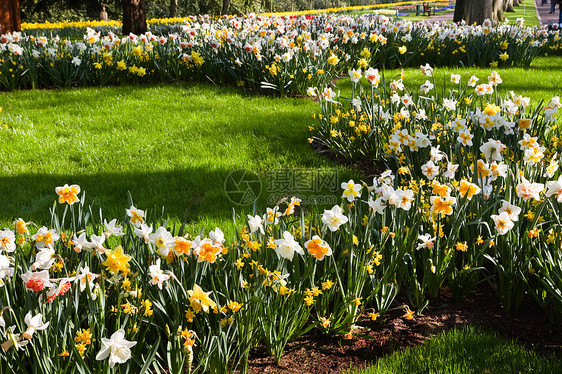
417, 234, 435, 250
103, 218, 124, 238
491, 212, 514, 235
187, 284, 216, 313
101, 246, 131, 274
0, 230, 15, 253
430, 196, 456, 215
126, 205, 145, 227
149, 226, 174, 257
22, 312, 49, 340
148, 259, 171, 290
458, 180, 481, 200
274, 231, 304, 261
75, 265, 99, 292
545, 175, 562, 202
95, 329, 137, 368
304, 235, 332, 261
247, 214, 264, 235
341, 179, 362, 202
516, 178, 544, 201
321, 205, 349, 232
21, 270, 54, 292
55, 184, 80, 205
32, 227, 59, 249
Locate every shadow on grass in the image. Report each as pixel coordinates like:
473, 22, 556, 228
0, 82, 362, 230
0, 166, 353, 229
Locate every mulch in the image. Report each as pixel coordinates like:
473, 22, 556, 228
246, 283, 562, 373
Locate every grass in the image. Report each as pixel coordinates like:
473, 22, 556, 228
349, 326, 562, 374
337, 56, 562, 104
503, 0, 541, 27
0, 83, 359, 237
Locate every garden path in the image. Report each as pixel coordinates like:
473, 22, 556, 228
423, 0, 559, 26
535, 0, 561, 26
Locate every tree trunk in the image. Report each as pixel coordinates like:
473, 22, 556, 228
221, 0, 230, 14
504, 0, 515, 12
122, 0, 147, 35
454, 0, 504, 24
169, 0, 178, 17
513, 0, 520, 6
100, 5, 108, 21
0, 0, 21, 34
199, 0, 210, 14
493, 0, 505, 22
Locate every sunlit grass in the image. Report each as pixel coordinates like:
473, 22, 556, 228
0, 83, 359, 237
349, 326, 562, 374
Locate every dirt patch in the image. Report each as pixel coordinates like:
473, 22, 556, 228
246, 284, 562, 373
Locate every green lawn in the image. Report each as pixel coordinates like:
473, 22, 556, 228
349, 326, 562, 374
0, 83, 359, 236
503, 0, 541, 27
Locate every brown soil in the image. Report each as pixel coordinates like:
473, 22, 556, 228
246, 284, 562, 373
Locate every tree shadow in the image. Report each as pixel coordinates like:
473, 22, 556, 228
0, 82, 362, 230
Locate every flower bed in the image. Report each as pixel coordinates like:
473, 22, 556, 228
310, 65, 562, 319
1, 63, 561, 370
1, 14, 561, 93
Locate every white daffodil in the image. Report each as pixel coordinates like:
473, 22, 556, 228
516, 178, 544, 201
209, 228, 225, 246
491, 212, 514, 235
480, 138, 505, 162
85, 234, 106, 253
341, 179, 362, 202
264, 207, 281, 225
247, 215, 265, 235
420, 63, 433, 77
32, 227, 59, 249
104, 219, 125, 238
0, 254, 14, 285
95, 329, 137, 368
0, 230, 16, 253
21, 270, 55, 292
468, 75, 479, 87
32, 247, 55, 270
134, 223, 153, 244
421, 160, 439, 180
274, 231, 304, 261
1, 326, 28, 352
420, 80, 434, 94
321, 205, 349, 232
368, 196, 386, 214
348, 68, 362, 83
364, 67, 380, 87
417, 234, 436, 250
149, 226, 174, 257
148, 259, 171, 290
497, 201, 521, 222
394, 189, 415, 211
22, 312, 49, 340
443, 98, 458, 111
545, 176, 562, 203
75, 265, 100, 292
72, 232, 88, 253
126, 205, 145, 227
